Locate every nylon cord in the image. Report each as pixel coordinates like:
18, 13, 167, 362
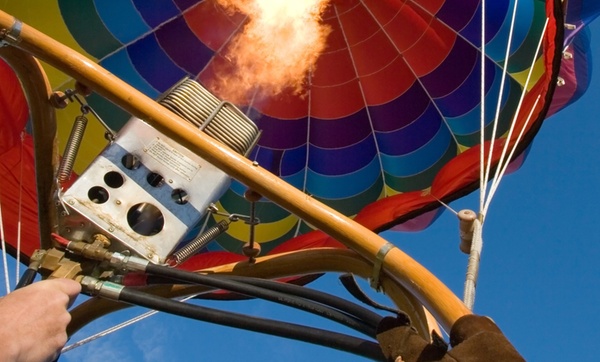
432, 194, 458, 216
479, 0, 487, 215
472, 0, 517, 309
482, 19, 549, 216
62, 294, 199, 353
469, 13, 550, 310
0, 197, 10, 294
15, 130, 25, 283
482, 0, 521, 217
463, 219, 482, 309
484, 94, 543, 216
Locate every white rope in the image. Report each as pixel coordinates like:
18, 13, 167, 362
479, 0, 487, 215
480, 0, 521, 223
463, 218, 482, 310
62, 309, 161, 352
0, 196, 11, 294
482, 19, 549, 216
62, 294, 199, 353
432, 194, 458, 216
468, 13, 549, 310
497, 95, 542, 182
470, 0, 487, 312
484, 93, 543, 214
15, 131, 25, 282
470, 0, 520, 310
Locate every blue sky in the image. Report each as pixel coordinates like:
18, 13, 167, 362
2, 11, 600, 362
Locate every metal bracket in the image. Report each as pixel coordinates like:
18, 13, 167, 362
0, 19, 22, 47
207, 203, 259, 224
370, 242, 395, 292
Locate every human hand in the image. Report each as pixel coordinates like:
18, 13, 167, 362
0, 278, 81, 362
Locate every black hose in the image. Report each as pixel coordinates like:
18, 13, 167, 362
143, 273, 322, 301
144, 263, 377, 337
118, 287, 385, 361
15, 268, 37, 289
339, 274, 402, 315
222, 275, 384, 328
143, 273, 383, 329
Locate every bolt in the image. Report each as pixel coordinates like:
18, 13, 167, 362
68, 199, 75, 205
115, 200, 121, 205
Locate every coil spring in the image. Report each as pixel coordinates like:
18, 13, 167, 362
167, 219, 230, 266
57, 115, 88, 183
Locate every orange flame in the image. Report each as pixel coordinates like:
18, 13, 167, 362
210, 0, 332, 103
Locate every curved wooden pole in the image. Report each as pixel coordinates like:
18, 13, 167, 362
0, 11, 470, 330
0, 46, 58, 252
69, 248, 435, 339
0, 33, 435, 342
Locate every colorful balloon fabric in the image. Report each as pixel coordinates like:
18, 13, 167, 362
0, 1, 595, 267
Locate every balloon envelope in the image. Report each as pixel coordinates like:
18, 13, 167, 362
0, 0, 585, 267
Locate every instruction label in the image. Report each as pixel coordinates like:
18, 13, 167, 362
146, 138, 200, 181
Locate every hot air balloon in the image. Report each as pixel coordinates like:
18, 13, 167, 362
0, 0, 564, 264
0, 0, 598, 360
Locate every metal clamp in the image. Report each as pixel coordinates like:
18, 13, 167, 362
0, 19, 22, 47
207, 203, 259, 224
370, 242, 395, 291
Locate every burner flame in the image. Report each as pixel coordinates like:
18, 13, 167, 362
210, 0, 332, 103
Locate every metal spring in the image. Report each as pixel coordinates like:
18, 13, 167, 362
159, 79, 260, 155
57, 115, 88, 183
167, 219, 230, 266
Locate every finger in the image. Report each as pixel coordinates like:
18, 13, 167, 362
46, 279, 82, 307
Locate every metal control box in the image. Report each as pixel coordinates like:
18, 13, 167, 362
60, 117, 230, 263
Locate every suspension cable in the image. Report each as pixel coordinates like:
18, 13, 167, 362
15, 131, 25, 283
0, 195, 10, 293
479, 0, 487, 215
468, 3, 550, 309
63, 294, 199, 353
481, 0, 522, 220
482, 19, 549, 216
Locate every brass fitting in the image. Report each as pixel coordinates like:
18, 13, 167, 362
66, 238, 113, 262
37, 248, 82, 280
